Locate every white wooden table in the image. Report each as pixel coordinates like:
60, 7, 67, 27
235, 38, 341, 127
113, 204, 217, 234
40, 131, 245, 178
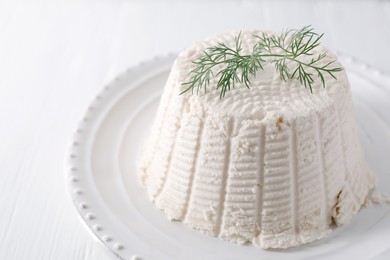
1, 1, 389, 259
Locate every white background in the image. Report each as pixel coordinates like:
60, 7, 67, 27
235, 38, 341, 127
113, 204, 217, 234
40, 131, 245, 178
0, 1, 389, 259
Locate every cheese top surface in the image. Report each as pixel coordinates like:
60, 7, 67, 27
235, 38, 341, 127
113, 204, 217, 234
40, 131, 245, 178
175, 30, 348, 120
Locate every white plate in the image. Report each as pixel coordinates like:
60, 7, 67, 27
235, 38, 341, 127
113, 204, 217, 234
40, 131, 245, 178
66, 53, 390, 260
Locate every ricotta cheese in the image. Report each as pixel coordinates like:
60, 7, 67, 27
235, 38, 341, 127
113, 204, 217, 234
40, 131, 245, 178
137, 30, 376, 249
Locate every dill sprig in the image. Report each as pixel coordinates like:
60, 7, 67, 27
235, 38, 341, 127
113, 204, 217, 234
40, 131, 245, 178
181, 25, 343, 99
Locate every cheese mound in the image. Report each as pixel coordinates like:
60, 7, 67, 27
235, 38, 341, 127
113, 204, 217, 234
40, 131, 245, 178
137, 31, 376, 249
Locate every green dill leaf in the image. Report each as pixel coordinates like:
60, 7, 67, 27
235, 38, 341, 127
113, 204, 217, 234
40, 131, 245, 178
181, 25, 343, 99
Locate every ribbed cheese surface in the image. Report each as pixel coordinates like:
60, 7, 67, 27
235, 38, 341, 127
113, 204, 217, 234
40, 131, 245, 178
137, 30, 376, 249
